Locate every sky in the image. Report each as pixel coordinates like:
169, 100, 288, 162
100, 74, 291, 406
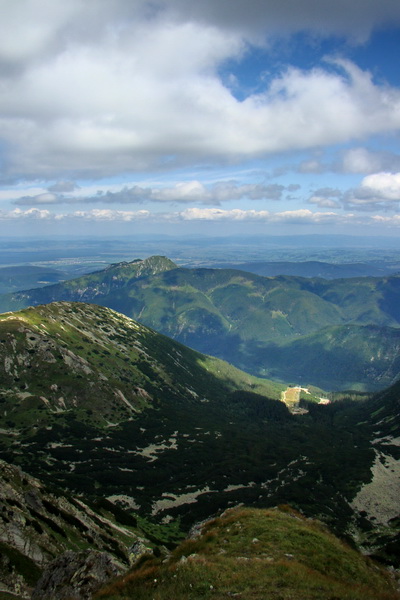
1, 0, 400, 238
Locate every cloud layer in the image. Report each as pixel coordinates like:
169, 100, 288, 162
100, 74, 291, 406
1, 1, 400, 236
3, 205, 400, 233
13, 181, 300, 206
1, 1, 400, 182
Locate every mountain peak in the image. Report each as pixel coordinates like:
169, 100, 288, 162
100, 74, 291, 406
105, 255, 178, 275
0, 256, 179, 311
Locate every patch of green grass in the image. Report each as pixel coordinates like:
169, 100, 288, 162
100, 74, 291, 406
135, 515, 185, 547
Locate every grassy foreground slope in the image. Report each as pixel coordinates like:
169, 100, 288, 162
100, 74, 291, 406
97, 506, 400, 600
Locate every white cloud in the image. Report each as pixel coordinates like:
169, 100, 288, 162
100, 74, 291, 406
177, 207, 354, 224
341, 148, 400, 174
4, 205, 400, 230
13, 181, 296, 206
358, 172, 400, 200
3, 58, 400, 180
70, 209, 151, 222
294, 147, 400, 176
16, 192, 59, 205
345, 171, 400, 210
48, 181, 79, 193
309, 196, 341, 208
0, 2, 400, 180
372, 214, 400, 226
0, 208, 52, 220
2, 0, 399, 72
341, 148, 384, 174
308, 187, 343, 208
298, 160, 326, 174
0, 0, 77, 67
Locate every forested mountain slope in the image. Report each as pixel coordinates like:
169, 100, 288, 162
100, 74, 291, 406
2, 257, 400, 389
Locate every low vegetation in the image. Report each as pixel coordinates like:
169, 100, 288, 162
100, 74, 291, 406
96, 506, 400, 600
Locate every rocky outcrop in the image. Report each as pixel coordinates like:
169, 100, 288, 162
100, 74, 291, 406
0, 459, 138, 597
31, 550, 121, 600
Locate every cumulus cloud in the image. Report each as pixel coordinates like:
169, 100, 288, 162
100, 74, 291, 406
372, 214, 400, 226
2, 0, 398, 72
345, 171, 400, 210
0, 208, 53, 220
4, 57, 400, 179
361, 172, 400, 199
294, 147, 400, 176
0, 206, 350, 224
308, 197, 342, 209
304, 171, 400, 212
70, 209, 151, 222
16, 193, 61, 206
48, 181, 80, 193
0, 0, 400, 181
298, 160, 327, 174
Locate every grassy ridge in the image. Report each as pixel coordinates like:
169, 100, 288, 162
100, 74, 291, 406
97, 506, 400, 600
0, 301, 284, 430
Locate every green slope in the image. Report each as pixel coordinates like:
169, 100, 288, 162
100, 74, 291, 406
2, 258, 400, 389
0, 255, 178, 312
97, 506, 400, 600
250, 324, 400, 391
0, 301, 283, 429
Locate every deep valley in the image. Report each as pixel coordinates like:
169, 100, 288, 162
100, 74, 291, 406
0, 296, 398, 598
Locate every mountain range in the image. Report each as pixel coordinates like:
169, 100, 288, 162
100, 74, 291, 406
2, 256, 400, 390
0, 301, 399, 597
209, 259, 400, 279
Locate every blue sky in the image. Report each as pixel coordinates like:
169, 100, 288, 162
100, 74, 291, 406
1, 0, 400, 237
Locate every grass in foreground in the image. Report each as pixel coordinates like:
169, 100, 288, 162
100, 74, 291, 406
96, 506, 400, 600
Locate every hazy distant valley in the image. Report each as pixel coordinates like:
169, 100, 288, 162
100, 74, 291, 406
0, 239, 399, 598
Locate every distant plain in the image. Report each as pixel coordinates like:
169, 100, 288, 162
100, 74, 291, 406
1, 235, 400, 281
